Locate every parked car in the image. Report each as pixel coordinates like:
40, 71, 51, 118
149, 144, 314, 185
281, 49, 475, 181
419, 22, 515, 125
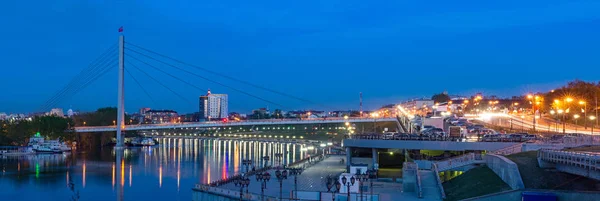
523, 134, 537, 141
383, 133, 395, 140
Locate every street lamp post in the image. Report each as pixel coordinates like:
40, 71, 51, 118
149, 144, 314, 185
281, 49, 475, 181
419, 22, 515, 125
262, 156, 270, 168
275, 168, 288, 200
590, 116, 597, 135
255, 172, 270, 201
520, 115, 525, 132
274, 153, 283, 167
557, 109, 565, 133
367, 169, 378, 201
287, 167, 303, 199
242, 159, 253, 174
580, 101, 587, 129
355, 172, 369, 201
573, 114, 580, 132
527, 94, 537, 132
326, 176, 341, 201
342, 175, 356, 201
233, 175, 250, 201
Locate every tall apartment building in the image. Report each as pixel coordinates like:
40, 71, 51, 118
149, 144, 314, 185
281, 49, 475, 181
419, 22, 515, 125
199, 89, 228, 120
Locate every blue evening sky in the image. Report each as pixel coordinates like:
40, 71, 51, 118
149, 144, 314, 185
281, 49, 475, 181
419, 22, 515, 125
1, 0, 599, 114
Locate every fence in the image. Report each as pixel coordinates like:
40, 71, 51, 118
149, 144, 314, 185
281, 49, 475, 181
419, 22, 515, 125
416, 164, 423, 198
431, 163, 446, 199
434, 153, 485, 172
538, 149, 600, 171
493, 143, 524, 155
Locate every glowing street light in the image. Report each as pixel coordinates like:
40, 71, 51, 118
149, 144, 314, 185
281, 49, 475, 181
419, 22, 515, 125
565, 97, 574, 103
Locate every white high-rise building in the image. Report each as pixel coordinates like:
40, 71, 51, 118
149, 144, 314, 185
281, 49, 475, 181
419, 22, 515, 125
199, 90, 228, 120
49, 108, 64, 117
67, 109, 74, 117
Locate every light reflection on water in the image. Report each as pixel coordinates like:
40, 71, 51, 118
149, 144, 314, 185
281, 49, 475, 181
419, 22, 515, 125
0, 138, 311, 201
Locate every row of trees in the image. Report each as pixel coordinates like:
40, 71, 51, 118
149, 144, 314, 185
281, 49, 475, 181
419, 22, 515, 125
0, 107, 129, 146
0, 116, 74, 146
541, 80, 600, 122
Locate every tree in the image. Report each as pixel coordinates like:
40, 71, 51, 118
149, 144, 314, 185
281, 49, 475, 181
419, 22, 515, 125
1, 116, 73, 146
542, 80, 600, 120
272, 109, 283, 119
431, 93, 451, 103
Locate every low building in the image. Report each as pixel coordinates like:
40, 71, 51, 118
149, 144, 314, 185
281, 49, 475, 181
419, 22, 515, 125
144, 109, 178, 124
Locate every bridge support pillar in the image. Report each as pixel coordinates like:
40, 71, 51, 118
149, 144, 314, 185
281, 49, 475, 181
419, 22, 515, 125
372, 148, 378, 170
346, 147, 351, 172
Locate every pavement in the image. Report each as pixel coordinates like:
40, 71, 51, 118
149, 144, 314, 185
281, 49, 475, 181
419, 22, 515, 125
216, 155, 443, 201
219, 155, 346, 199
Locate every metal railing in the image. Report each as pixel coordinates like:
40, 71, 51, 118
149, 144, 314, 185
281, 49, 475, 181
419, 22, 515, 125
432, 163, 446, 199
416, 164, 423, 198
538, 149, 600, 170
493, 143, 524, 155
434, 153, 485, 172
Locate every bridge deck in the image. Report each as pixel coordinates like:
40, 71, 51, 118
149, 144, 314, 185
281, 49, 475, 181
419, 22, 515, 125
73, 117, 398, 132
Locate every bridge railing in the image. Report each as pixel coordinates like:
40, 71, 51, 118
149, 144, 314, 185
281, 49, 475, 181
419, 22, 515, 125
538, 149, 600, 170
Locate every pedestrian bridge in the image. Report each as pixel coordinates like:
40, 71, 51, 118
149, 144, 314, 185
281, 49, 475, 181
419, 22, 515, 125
72, 117, 398, 133
538, 149, 600, 180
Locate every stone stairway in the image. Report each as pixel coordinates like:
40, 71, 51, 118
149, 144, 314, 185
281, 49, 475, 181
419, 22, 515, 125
419, 170, 443, 201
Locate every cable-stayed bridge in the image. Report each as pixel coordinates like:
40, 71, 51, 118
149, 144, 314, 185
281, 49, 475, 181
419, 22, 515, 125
39, 33, 389, 146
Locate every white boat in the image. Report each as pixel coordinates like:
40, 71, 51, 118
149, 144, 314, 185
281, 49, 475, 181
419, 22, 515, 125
28, 135, 71, 153
31, 145, 62, 153
0, 147, 36, 156
130, 137, 156, 146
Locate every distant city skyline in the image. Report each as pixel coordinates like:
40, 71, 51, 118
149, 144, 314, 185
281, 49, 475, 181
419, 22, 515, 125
1, 1, 599, 113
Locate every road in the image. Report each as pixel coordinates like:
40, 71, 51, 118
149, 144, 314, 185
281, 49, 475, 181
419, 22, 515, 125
482, 114, 598, 135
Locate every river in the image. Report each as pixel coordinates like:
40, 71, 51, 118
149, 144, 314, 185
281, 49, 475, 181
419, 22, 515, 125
0, 138, 313, 201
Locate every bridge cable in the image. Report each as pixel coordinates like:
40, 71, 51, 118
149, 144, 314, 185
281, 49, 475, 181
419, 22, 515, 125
40, 46, 117, 111
125, 68, 158, 106
125, 55, 206, 92
44, 60, 118, 111
125, 60, 193, 105
41, 53, 118, 111
39, 44, 117, 111
124, 43, 318, 108
125, 50, 286, 108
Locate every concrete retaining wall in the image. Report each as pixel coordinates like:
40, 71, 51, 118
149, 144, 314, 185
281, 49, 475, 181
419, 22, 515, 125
461, 189, 600, 201
484, 154, 525, 190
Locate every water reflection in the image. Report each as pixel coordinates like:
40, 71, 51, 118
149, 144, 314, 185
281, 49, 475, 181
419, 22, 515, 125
0, 138, 310, 201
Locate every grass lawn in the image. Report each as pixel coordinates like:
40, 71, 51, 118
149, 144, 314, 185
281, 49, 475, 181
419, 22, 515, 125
378, 168, 402, 179
443, 166, 511, 201
506, 151, 599, 190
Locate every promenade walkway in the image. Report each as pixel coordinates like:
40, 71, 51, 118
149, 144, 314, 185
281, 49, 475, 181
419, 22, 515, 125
218, 155, 346, 199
